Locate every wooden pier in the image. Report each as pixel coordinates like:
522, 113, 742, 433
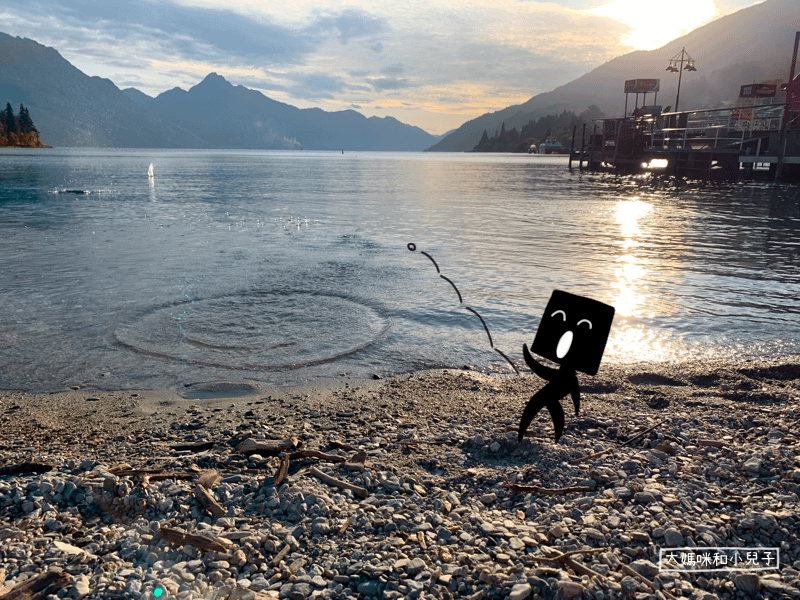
569, 104, 800, 180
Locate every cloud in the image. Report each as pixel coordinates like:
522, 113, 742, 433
309, 8, 388, 44
368, 77, 410, 91
0, 0, 706, 134
380, 64, 405, 76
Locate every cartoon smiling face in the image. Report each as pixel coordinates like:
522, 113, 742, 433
530, 290, 615, 376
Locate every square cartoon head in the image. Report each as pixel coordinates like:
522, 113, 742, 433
530, 290, 615, 376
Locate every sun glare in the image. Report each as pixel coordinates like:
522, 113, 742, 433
588, 0, 718, 50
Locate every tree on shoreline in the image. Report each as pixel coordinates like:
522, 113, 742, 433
473, 106, 605, 153
0, 102, 43, 146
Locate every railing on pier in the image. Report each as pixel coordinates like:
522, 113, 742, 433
654, 105, 785, 151
573, 103, 797, 173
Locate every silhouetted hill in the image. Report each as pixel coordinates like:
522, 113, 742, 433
0, 33, 437, 150
428, 0, 800, 151
0, 32, 206, 147
139, 72, 437, 151
121, 87, 154, 108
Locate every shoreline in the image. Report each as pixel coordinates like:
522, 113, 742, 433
2, 357, 800, 599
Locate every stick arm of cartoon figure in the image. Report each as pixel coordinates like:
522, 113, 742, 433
569, 371, 580, 415
522, 344, 559, 380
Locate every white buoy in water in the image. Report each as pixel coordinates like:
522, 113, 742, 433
148, 163, 154, 179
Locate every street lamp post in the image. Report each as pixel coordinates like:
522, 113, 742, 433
666, 47, 697, 112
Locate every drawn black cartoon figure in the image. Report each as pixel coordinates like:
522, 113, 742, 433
519, 290, 615, 442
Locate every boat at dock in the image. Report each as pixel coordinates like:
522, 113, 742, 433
539, 137, 567, 155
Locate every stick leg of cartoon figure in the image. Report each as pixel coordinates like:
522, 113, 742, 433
517, 382, 567, 442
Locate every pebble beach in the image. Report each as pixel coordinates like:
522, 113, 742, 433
1, 358, 800, 600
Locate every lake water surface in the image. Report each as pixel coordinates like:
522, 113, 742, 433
1, 148, 799, 392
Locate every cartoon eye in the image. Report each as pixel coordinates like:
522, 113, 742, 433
577, 318, 593, 329
551, 310, 567, 321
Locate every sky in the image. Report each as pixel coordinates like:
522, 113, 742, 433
1, 0, 762, 135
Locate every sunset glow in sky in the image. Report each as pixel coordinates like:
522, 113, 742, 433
2, 0, 761, 134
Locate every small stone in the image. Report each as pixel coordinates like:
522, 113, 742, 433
734, 573, 761, 595
634, 492, 656, 504
761, 579, 800, 598
620, 575, 638, 595
508, 583, 532, 600
509, 537, 526, 551
743, 457, 762, 473
586, 528, 606, 542
489, 442, 501, 452
629, 559, 659, 579
406, 557, 426, 577
733, 573, 761, 595
356, 580, 382, 596
559, 581, 585, 600
664, 528, 684, 547
480, 493, 497, 504
547, 525, 566, 538
290, 582, 312, 598
479, 522, 496, 535
393, 558, 409, 571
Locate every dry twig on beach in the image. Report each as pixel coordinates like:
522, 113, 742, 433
288, 449, 346, 463
506, 482, 594, 495
159, 526, 230, 553
237, 437, 300, 455
309, 467, 368, 499
194, 483, 226, 518
273, 455, 290, 486
569, 448, 612, 464
0, 462, 53, 476
0, 570, 70, 600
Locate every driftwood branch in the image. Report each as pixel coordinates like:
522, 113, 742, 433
620, 564, 679, 600
273, 455, 290, 486
0, 462, 53, 476
506, 483, 594, 496
237, 437, 300, 456
722, 485, 778, 499
289, 450, 346, 463
194, 484, 226, 518
529, 547, 606, 564
328, 440, 355, 451
172, 440, 215, 452
159, 526, 230, 553
621, 419, 670, 446
537, 546, 604, 578
111, 469, 195, 481
337, 518, 353, 535
272, 544, 291, 566
309, 467, 368, 499
696, 439, 725, 448
0, 570, 70, 600
570, 448, 612, 464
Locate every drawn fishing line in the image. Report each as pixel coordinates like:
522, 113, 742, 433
407, 243, 520, 375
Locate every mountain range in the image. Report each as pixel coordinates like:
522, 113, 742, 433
429, 0, 800, 151
0, 32, 439, 150
2, 0, 798, 152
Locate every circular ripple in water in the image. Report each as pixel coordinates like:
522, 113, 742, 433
115, 292, 391, 370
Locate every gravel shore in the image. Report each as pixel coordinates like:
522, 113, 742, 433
1, 358, 799, 600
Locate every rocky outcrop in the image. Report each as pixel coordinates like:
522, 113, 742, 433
0, 130, 50, 148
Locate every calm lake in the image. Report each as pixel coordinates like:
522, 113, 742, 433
1, 148, 799, 393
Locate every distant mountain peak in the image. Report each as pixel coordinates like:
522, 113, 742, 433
198, 72, 231, 88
